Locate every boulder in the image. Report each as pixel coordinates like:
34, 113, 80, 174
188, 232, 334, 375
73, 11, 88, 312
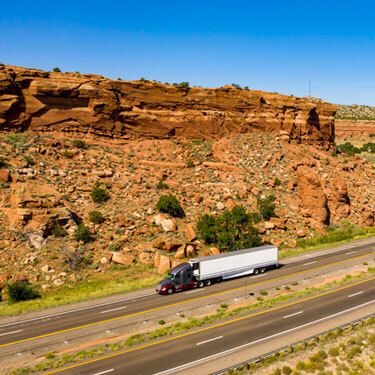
326, 178, 350, 221
138, 250, 154, 265
157, 254, 171, 274
185, 224, 196, 242
111, 252, 135, 265
174, 246, 186, 260
297, 166, 329, 230
160, 218, 177, 232
186, 244, 197, 258
0, 169, 10, 183
153, 237, 166, 250
209, 247, 221, 255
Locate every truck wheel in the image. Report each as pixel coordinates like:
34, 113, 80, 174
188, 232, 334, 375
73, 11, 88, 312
198, 281, 205, 288
260, 268, 266, 273
254, 269, 259, 275
205, 280, 212, 286
167, 288, 174, 295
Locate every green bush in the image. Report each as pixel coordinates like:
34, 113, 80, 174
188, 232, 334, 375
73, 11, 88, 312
282, 366, 292, 375
257, 194, 276, 220
336, 142, 361, 156
156, 179, 169, 190
156, 195, 185, 218
89, 210, 104, 224
4, 133, 28, 146
6, 281, 40, 303
91, 182, 110, 203
51, 223, 67, 237
197, 206, 261, 251
72, 140, 88, 149
173, 81, 189, 88
328, 347, 340, 356
274, 178, 282, 186
361, 142, 375, 153
52, 67, 61, 72
186, 159, 194, 168
23, 155, 35, 166
74, 224, 93, 243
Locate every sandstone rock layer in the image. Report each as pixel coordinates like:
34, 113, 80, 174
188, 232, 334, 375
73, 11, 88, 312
0, 65, 337, 143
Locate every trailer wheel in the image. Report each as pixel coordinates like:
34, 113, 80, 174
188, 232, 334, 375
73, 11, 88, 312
216, 277, 223, 283
205, 280, 212, 286
167, 288, 174, 295
253, 268, 259, 275
260, 268, 266, 273
198, 281, 205, 288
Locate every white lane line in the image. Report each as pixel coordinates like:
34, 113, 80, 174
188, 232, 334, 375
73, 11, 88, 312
0, 293, 155, 328
303, 261, 317, 266
196, 336, 223, 346
0, 329, 23, 337
91, 369, 114, 375
348, 291, 364, 298
346, 251, 357, 255
153, 299, 375, 375
283, 311, 303, 319
100, 306, 128, 314
185, 288, 205, 294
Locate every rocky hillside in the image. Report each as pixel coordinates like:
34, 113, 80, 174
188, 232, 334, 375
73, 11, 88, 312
0, 65, 373, 293
0, 65, 336, 144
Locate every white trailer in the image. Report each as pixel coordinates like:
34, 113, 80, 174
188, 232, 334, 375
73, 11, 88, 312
189, 245, 278, 282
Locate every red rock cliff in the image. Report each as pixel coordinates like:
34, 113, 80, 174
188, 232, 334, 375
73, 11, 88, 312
0, 65, 337, 143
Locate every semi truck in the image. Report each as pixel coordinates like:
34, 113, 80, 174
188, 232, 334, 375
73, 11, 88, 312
156, 245, 278, 295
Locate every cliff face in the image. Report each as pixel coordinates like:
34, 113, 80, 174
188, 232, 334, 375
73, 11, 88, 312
0, 65, 337, 143
335, 119, 375, 139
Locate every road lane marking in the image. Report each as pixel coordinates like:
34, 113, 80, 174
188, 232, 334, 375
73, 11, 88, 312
92, 369, 114, 375
348, 291, 364, 298
283, 311, 303, 319
185, 289, 205, 294
1, 252, 372, 349
42, 279, 375, 375
100, 306, 127, 314
152, 299, 375, 375
303, 261, 316, 266
0, 329, 23, 337
196, 336, 223, 346
0, 293, 155, 329
346, 251, 357, 255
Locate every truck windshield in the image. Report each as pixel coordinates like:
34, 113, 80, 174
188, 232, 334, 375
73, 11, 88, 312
166, 274, 174, 279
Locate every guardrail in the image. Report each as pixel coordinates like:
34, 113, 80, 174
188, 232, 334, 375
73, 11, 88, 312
212, 314, 375, 375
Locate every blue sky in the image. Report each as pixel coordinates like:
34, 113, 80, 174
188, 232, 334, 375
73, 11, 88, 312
1, 1, 374, 105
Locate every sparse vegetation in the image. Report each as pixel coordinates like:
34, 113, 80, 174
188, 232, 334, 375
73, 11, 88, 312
156, 179, 169, 190
336, 104, 375, 120
72, 139, 88, 149
89, 210, 105, 224
257, 194, 276, 220
3, 133, 28, 146
91, 182, 110, 203
197, 206, 261, 251
6, 281, 40, 303
23, 155, 35, 166
156, 194, 185, 218
173, 81, 189, 88
51, 223, 67, 237
73, 224, 93, 243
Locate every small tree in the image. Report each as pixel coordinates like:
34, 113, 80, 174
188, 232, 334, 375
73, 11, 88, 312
197, 206, 261, 251
156, 195, 185, 218
91, 182, 110, 203
74, 224, 93, 243
257, 194, 276, 220
52, 67, 61, 72
6, 281, 40, 303
89, 210, 104, 224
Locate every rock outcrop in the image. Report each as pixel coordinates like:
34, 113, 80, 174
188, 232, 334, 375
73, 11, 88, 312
0, 65, 337, 144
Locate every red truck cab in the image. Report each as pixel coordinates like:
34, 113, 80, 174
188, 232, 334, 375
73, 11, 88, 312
156, 263, 198, 295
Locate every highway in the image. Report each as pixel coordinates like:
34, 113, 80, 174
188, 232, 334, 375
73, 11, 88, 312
44, 276, 375, 374
0, 240, 373, 349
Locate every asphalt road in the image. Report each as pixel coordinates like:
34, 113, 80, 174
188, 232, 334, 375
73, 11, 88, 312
47, 276, 375, 374
0, 242, 373, 348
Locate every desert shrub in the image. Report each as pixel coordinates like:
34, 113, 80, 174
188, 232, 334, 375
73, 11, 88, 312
72, 139, 88, 149
108, 241, 121, 252
89, 210, 104, 224
51, 223, 67, 237
6, 281, 40, 303
158, 320, 166, 325
274, 178, 282, 186
173, 81, 189, 88
336, 142, 361, 156
3, 133, 28, 146
186, 159, 194, 168
63, 248, 84, 270
23, 155, 35, 166
74, 224, 93, 243
52, 67, 61, 72
197, 206, 261, 251
257, 194, 276, 220
328, 347, 340, 356
156, 195, 185, 218
273, 369, 281, 375
91, 182, 110, 203
282, 366, 292, 375
361, 142, 375, 153
156, 179, 169, 190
